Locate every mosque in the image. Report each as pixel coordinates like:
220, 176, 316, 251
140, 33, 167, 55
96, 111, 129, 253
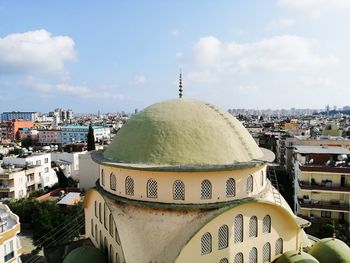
63, 78, 350, 263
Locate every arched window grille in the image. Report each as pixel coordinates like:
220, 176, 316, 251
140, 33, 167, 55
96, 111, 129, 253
247, 175, 253, 193
249, 247, 258, 263
109, 214, 114, 237
201, 180, 212, 199
263, 215, 271, 234
226, 178, 235, 197
219, 258, 229, 263
99, 203, 102, 223
173, 180, 185, 200
275, 238, 283, 255
249, 216, 258, 238
147, 179, 158, 198
101, 169, 105, 186
234, 252, 244, 263
234, 214, 243, 243
218, 225, 228, 249
104, 203, 108, 230
110, 173, 116, 191
201, 232, 212, 255
91, 219, 94, 237
263, 242, 271, 263
125, 176, 134, 196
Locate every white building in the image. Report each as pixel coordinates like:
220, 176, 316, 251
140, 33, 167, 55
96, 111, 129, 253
51, 152, 87, 179
61, 126, 110, 145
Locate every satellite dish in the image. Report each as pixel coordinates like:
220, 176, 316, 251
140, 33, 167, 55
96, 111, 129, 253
309, 159, 314, 164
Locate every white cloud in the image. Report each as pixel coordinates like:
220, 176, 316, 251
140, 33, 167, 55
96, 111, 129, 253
191, 35, 338, 72
130, 74, 147, 85
279, 0, 350, 16
266, 18, 296, 30
238, 85, 259, 94
186, 70, 218, 84
171, 29, 180, 38
0, 29, 76, 74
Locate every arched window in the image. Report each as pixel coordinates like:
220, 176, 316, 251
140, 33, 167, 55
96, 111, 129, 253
201, 180, 212, 199
110, 173, 116, 191
234, 214, 243, 243
99, 203, 102, 223
261, 170, 264, 186
247, 175, 253, 193
147, 179, 158, 198
226, 178, 235, 197
234, 252, 244, 263
263, 215, 271, 234
249, 216, 258, 238
95, 225, 97, 242
125, 176, 134, 196
249, 247, 257, 263
263, 242, 271, 262
104, 204, 108, 230
109, 214, 114, 237
201, 232, 212, 255
91, 219, 94, 237
94, 201, 97, 217
173, 180, 185, 200
275, 238, 283, 255
101, 169, 105, 186
219, 259, 228, 263
99, 231, 103, 250
110, 245, 114, 263
218, 224, 228, 249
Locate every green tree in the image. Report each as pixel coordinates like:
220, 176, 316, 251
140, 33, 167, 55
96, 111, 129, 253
87, 124, 95, 151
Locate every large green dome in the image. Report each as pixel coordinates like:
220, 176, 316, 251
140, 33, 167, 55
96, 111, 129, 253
104, 99, 263, 165
63, 246, 105, 263
275, 250, 319, 263
308, 238, 350, 263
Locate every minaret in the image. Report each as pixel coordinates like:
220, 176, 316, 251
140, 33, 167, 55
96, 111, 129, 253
179, 70, 183, 99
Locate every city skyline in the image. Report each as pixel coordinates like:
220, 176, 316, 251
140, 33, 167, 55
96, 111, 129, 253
1, 1, 350, 112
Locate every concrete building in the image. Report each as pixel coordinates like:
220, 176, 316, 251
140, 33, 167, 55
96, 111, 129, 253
1, 111, 37, 121
38, 129, 62, 145
51, 152, 87, 179
0, 203, 21, 263
3, 153, 58, 190
0, 119, 34, 141
293, 145, 350, 225
78, 152, 99, 191
74, 98, 345, 263
61, 126, 110, 145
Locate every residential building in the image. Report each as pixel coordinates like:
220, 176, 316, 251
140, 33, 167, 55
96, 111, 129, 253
0, 119, 34, 141
38, 129, 61, 145
1, 111, 37, 121
61, 126, 110, 145
51, 152, 87, 179
78, 152, 99, 191
293, 145, 350, 225
0, 166, 27, 199
0, 203, 21, 263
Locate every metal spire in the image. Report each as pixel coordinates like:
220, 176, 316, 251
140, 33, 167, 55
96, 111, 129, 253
179, 70, 183, 99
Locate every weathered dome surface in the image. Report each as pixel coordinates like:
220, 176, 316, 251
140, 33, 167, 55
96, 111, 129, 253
104, 99, 264, 165
275, 250, 320, 263
308, 238, 350, 263
63, 246, 105, 263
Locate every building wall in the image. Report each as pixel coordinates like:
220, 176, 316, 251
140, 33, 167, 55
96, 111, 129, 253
38, 129, 61, 145
79, 153, 99, 190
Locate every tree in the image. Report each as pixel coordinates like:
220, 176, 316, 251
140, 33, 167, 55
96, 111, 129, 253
87, 124, 95, 151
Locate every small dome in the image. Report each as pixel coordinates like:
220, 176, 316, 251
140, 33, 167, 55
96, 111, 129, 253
308, 238, 350, 263
104, 99, 263, 165
275, 250, 319, 263
63, 246, 105, 263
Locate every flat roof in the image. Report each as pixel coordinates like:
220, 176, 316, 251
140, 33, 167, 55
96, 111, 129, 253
62, 125, 106, 129
57, 192, 80, 205
294, 145, 350, 155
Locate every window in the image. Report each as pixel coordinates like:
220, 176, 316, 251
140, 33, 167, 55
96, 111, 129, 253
99, 203, 102, 223
218, 225, 228, 249
226, 178, 235, 197
249, 247, 257, 263
173, 180, 185, 200
45, 158, 49, 163
201, 180, 212, 199
275, 238, 283, 255
321, 211, 331, 218
147, 179, 158, 198
263, 215, 271, 234
104, 204, 108, 230
110, 173, 116, 191
249, 216, 258, 238
263, 242, 271, 262
95, 225, 98, 242
95, 201, 97, 218
109, 214, 114, 237
125, 177, 134, 195
261, 171, 264, 186
101, 169, 105, 186
219, 259, 228, 263
4, 240, 14, 262
36, 160, 41, 165
247, 175, 253, 193
91, 219, 94, 237
234, 214, 243, 243
201, 232, 212, 255
44, 167, 49, 173
234, 252, 244, 263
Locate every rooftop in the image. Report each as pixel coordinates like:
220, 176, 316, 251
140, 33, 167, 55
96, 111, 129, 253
294, 146, 350, 155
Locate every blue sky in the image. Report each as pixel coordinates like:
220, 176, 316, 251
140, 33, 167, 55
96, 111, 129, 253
0, 0, 350, 113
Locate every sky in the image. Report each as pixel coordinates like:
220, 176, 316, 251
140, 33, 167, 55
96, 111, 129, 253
0, 0, 350, 113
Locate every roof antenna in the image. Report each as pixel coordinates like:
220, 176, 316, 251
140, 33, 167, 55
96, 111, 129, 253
179, 69, 183, 99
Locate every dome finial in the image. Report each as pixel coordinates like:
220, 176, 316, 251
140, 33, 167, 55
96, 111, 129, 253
179, 69, 183, 99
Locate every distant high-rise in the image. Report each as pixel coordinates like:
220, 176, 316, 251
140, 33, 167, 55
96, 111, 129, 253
1, 111, 38, 121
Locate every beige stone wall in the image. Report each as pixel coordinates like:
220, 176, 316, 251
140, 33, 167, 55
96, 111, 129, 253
175, 202, 303, 263
99, 164, 267, 204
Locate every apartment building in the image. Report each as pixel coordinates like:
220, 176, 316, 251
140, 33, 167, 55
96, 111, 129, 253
1, 111, 37, 121
38, 129, 61, 145
61, 125, 110, 145
293, 145, 350, 225
0, 203, 21, 263
0, 119, 34, 142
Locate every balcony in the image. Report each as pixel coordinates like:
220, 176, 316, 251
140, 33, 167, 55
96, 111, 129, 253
299, 180, 350, 193
298, 199, 350, 212
0, 184, 14, 192
299, 164, 350, 173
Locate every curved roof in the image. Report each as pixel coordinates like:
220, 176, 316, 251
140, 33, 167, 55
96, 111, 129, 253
104, 99, 263, 165
275, 250, 319, 263
63, 246, 105, 263
308, 238, 350, 263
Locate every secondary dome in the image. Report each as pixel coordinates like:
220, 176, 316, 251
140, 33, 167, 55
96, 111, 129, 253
275, 250, 319, 263
104, 99, 264, 165
308, 238, 350, 263
63, 246, 105, 263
